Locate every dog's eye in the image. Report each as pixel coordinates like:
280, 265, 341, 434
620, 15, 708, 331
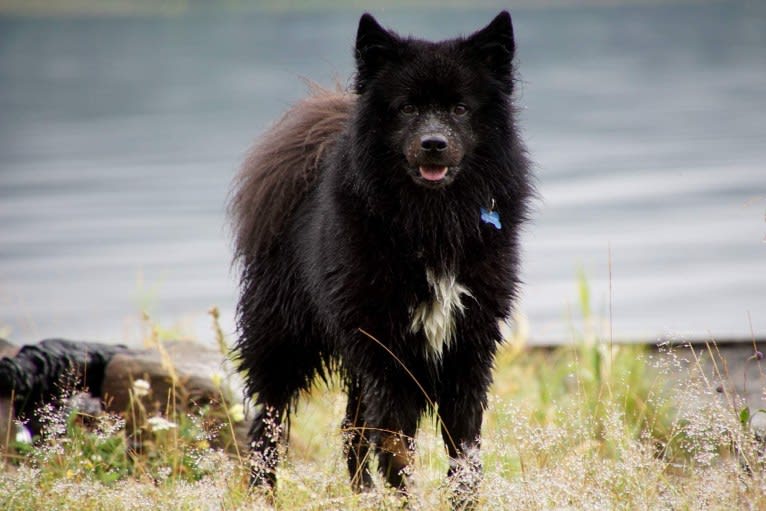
453, 104, 468, 116
400, 104, 417, 115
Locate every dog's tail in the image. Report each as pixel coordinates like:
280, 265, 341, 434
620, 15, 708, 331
229, 85, 354, 265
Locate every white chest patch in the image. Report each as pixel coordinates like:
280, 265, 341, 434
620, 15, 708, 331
409, 269, 473, 359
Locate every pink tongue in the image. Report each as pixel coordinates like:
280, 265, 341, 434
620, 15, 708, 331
419, 165, 448, 181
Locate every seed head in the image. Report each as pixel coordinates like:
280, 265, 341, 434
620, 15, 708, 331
132, 379, 151, 398
147, 416, 177, 432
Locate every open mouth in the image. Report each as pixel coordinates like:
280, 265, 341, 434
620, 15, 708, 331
418, 165, 449, 182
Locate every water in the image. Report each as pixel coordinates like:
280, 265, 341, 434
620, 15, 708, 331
1, 2, 764, 346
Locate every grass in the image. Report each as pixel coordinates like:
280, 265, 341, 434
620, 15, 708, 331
2, 286, 766, 510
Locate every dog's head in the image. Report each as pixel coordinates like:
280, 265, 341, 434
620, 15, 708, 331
354, 12, 516, 189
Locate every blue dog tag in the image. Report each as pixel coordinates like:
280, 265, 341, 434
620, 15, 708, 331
480, 208, 501, 229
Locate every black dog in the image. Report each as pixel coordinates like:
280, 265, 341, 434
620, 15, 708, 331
230, 11, 532, 502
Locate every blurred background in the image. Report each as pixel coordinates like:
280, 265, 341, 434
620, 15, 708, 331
0, 0, 764, 346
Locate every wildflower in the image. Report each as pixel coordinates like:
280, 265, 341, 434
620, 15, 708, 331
132, 378, 151, 397
228, 404, 245, 423
756, 351, 764, 361
147, 416, 177, 432
15, 424, 32, 444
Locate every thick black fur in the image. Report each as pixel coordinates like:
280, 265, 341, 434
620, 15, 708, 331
230, 11, 532, 503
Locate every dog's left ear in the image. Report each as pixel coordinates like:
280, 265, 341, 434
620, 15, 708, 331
355, 13, 398, 93
466, 11, 515, 90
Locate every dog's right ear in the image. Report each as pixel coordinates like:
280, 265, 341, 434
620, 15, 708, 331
355, 13, 397, 93
466, 11, 515, 93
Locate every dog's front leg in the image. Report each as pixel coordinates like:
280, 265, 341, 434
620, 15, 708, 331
438, 349, 495, 510
439, 401, 484, 510
343, 377, 374, 491
377, 427, 417, 492
359, 376, 423, 494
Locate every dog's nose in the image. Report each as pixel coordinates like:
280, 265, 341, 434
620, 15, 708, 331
420, 134, 448, 152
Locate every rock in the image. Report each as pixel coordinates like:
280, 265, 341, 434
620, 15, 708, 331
101, 340, 250, 452
0, 396, 12, 450
0, 339, 19, 449
0, 339, 19, 359
0, 338, 250, 455
0, 339, 128, 435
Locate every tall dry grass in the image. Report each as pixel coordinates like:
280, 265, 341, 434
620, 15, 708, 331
2, 284, 765, 510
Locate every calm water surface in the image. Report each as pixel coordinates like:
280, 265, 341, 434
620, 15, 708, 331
1, 2, 764, 345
